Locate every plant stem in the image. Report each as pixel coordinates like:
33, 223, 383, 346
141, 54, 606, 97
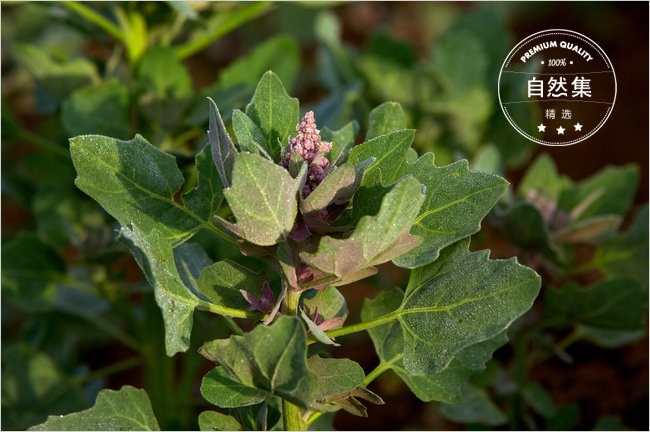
175, 2, 273, 60
284, 288, 301, 316
14, 128, 69, 158
62, 2, 124, 41
196, 300, 264, 320
282, 285, 305, 430
309, 310, 399, 343
283, 400, 305, 431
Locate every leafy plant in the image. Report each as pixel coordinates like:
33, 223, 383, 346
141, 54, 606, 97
451, 154, 649, 430
29, 71, 540, 430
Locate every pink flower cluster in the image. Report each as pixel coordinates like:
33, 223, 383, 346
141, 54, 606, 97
281, 111, 332, 197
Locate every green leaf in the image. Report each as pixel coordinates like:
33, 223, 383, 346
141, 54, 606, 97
11, 43, 98, 102
220, 35, 300, 90
522, 382, 557, 418
558, 165, 639, 221
361, 288, 508, 404
208, 97, 238, 188
399, 239, 540, 374
348, 129, 414, 185
321, 120, 359, 164
301, 286, 349, 322
592, 205, 648, 286
308, 356, 376, 416
71, 135, 222, 244
137, 45, 192, 98
1, 232, 65, 312
544, 278, 647, 331
3, 344, 88, 431
119, 224, 198, 356
184, 143, 226, 223
199, 316, 317, 409
201, 367, 266, 408
300, 160, 372, 216
219, 152, 302, 246
518, 153, 569, 201
300, 176, 424, 284
349, 129, 507, 268
232, 109, 271, 158
436, 385, 507, 426
245, 71, 299, 158
365, 101, 408, 140
29, 386, 160, 431
490, 202, 553, 251
393, 155, 508, 268
198, 411, 242, 431
61, 80, 130, 139
309, 356, 365, 401
197, 260, 266, 310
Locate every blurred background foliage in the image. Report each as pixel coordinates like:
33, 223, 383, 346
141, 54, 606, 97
2, 2, 647, 430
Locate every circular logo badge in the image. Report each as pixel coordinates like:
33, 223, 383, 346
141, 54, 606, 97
498, 29, 616, 146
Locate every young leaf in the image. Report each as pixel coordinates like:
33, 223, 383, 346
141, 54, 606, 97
199, 316, 317, 409
300, 159, 372, 216
201, 367, 266, 408
198, 411, 242, 431
183, 144, 226, 223
300, 176, 425, 283
399, 239, 540, 374
29, 386, 160, 431
348, 129, 414, 184
365, 101, 408, 140
208, 97, 238, 188
219, 153, 303, 246
301, 286, 349, 322
300, 309, 340, 346
245, 71, 299, 158
232, 109, 271, 158
71, 135, 222, 244
321, 120, 360, 164
361, 288, 508, 404
119, 224, 199, 356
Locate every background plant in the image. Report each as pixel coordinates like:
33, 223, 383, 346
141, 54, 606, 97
2, 2, 647, 431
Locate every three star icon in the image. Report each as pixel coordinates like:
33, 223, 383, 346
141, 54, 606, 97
537, 123, 584, 135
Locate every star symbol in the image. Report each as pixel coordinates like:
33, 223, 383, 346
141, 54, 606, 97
537, 124, 546, 132
557, 126, 565, 135
574, 122, 583, 131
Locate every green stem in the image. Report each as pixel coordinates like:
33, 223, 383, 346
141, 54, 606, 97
175, 2, 272, 60
312, 310, 399, 343
283, 400, 305, 431
14, 128, 69, 158
282, 285, 305, 430
196, 300, 264, 320
75, 356, 143, 386
363, 360, 394, 387
62, 2, 124, 41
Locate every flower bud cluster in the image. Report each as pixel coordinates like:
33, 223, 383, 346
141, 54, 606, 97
281, 111, 332, 197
